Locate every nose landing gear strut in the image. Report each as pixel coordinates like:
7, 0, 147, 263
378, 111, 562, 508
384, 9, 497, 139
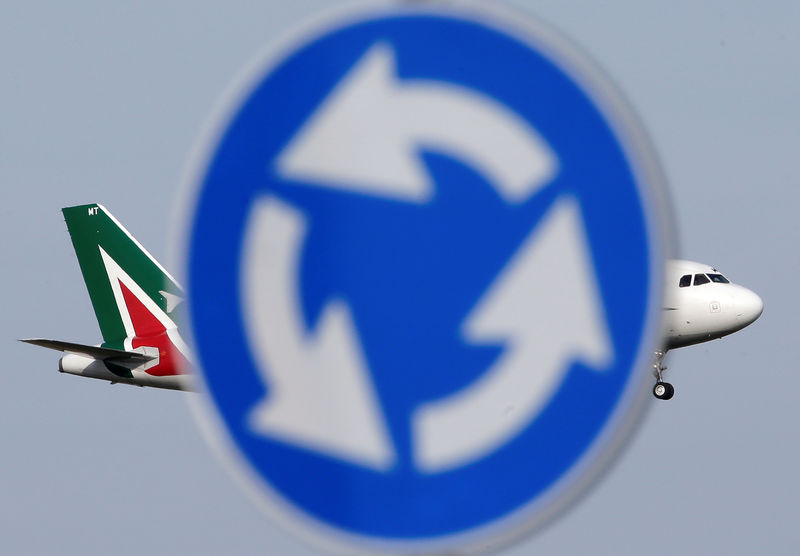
652, 350, 674, 400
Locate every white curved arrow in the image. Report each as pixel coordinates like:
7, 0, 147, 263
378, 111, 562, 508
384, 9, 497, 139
277, 43, 558, 204
241, 196, 396, 471
412, 196, 614, 473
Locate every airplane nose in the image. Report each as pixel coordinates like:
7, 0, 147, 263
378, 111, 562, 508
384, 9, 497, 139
735, 288, 763, 326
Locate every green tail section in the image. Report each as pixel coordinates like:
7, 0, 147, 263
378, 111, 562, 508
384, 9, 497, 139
62, 203, 182, 348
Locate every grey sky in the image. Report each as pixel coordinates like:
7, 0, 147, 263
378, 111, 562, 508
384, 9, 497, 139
1, 1, 795, 554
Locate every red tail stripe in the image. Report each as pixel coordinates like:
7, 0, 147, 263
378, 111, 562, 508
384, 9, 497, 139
118, 280, 188, 376
119, 280, 165, 337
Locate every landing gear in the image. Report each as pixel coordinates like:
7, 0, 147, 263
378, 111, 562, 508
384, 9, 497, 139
653, 381, 674, 400
652, 350, 675, 400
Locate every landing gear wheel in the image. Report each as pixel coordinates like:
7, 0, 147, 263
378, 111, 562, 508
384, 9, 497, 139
653, 381, 675, 400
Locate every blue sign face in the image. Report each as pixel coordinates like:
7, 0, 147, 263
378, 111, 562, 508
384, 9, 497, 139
184, 5, 669, 554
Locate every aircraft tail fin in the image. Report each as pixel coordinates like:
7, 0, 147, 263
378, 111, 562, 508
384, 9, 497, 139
61, 204, 182, 347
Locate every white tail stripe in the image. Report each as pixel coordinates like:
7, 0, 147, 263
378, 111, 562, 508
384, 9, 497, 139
98, 246, 192, 361
97, 204, 183, 290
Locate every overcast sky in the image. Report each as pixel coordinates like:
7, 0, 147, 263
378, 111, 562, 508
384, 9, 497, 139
2, 1, 796, 554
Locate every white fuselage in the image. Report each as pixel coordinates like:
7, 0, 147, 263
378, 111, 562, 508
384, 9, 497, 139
58, 352, 193, 391
662, 260, 763, 350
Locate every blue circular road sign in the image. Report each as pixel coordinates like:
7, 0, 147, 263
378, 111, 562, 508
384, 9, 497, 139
182, 4, 671, 554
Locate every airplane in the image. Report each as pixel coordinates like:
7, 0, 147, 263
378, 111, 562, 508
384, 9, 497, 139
21, 203, 192, 391
21, 204, 762, 401
654, 259, 763, 400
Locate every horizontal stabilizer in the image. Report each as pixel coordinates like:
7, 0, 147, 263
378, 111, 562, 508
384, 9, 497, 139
19, 339, 155, 363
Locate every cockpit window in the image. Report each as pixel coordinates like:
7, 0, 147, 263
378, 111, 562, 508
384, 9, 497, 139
707, 273, 730, 284
679, 274, 691, 287
693, 273, 710, 286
